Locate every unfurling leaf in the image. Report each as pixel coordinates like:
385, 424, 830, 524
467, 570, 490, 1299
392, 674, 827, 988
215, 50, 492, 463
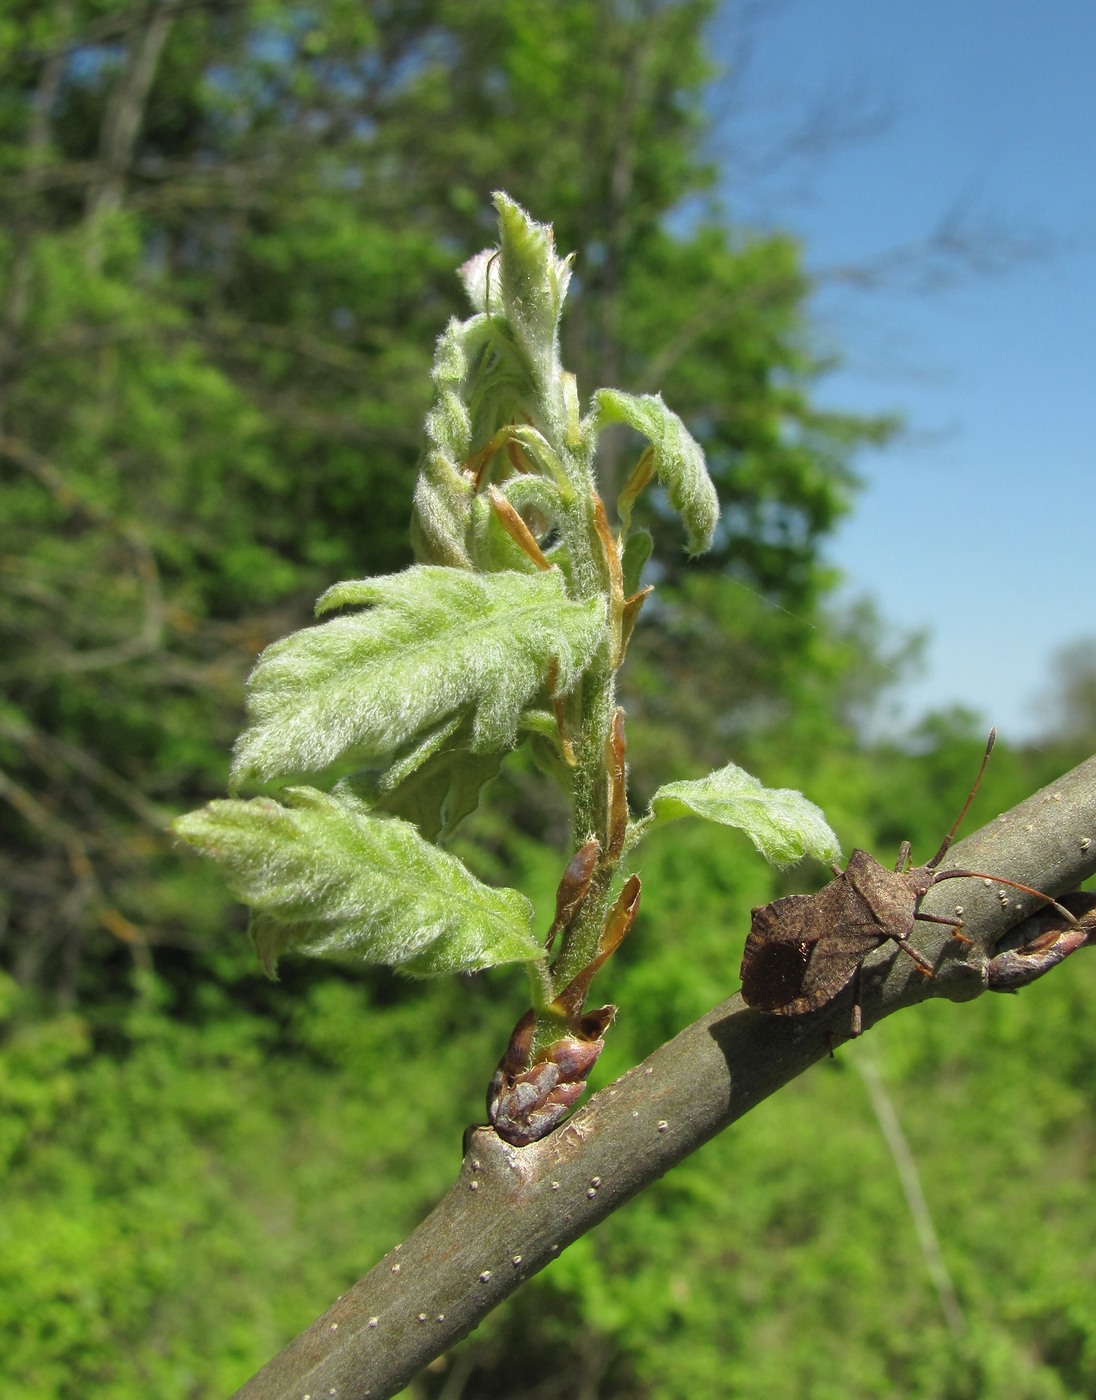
410, 448, 475, 568
493, 191, 573, 387
642, 764, 841, 868
592, 388, 719, 555
409, 315, 487, 567
346, 715, 504, 842
425, 316, 483, 461
230, 565, 605, 793
173, 787, 541, 977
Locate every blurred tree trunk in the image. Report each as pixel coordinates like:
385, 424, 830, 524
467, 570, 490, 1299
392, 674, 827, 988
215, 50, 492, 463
85, 0, 178, 222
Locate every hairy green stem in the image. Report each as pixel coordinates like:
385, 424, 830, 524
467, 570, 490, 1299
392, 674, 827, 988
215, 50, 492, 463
536, 443, 622, 1030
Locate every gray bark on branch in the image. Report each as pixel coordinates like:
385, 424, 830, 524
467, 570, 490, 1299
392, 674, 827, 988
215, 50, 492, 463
230, 755, 1096, 1400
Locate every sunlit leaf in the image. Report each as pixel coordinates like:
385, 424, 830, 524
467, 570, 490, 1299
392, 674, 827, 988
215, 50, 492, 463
493, 191, 573, 387
174, 787, 541, 977
230, 565, 605, 793
641, 763, 841, 868
593, 388, 719, 555
342, 716, 504, 842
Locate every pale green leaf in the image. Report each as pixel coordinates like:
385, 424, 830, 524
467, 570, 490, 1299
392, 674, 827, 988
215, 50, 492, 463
467, 473, 562, 575
409, 315, 490, 567
372, 746, 503, 842
621, 528, 653, 596
493, 191, 573, 386
339, 715, 503, 842
174, 787, 540, 977
410, 448, 475, 568
426, 316, 483, 460
230, 565, 605, 792
642, 763, 841, 868
496, 472, 563, 527
375, 714, 464, 792
593, 388, 719, 555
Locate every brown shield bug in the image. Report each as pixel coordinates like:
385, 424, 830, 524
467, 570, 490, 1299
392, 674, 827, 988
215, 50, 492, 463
739, 730, 1075, 1033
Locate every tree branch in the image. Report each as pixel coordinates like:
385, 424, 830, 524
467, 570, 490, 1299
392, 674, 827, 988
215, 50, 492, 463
853, 1050, 965, 1336
85, 0, 180, 222
230, 754, 1096, 1400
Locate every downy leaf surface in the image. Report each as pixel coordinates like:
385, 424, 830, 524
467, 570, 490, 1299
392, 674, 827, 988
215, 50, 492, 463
493, 191, 573, 392
342, 715, 504, 842
174, 787, 540, 977
231, 565, 604, 792
593, 388, 719, 555
643, 763, 841, 868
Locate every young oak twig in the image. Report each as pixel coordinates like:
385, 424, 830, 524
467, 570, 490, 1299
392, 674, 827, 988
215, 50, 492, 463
228, 753, 1096, 1400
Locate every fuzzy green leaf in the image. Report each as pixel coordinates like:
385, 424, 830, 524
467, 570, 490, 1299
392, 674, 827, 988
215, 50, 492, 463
642, 764, 841, 868
467, 473, 563, 575
410, 448, 475, 568
467, 492, 543, 574
230, 565, 604, 792
620, 528, 653, 597
593, 388, 719, 555
409, 315, 490, 567
425, 316, 483, 460
493, 192, 573, 386
374, 746, 504, 842
174, 787, 540, 977
340, 715, 504, 842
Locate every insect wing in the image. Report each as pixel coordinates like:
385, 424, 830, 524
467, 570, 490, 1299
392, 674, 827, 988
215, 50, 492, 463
740, 894, 818, 1011
741, 871, 888, 1015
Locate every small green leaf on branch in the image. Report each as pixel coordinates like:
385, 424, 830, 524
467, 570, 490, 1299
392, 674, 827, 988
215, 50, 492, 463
593, 388, 719, 555
174, 787, 541, 977
639, 764, 841, 867
230, 565, 605, 793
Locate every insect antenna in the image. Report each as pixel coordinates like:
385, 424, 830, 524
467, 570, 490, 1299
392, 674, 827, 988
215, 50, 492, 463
925, 728, 997, 870
929, 868, 1077, 924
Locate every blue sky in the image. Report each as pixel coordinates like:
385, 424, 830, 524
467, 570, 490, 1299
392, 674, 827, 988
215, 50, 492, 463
705, 0, 1096, 741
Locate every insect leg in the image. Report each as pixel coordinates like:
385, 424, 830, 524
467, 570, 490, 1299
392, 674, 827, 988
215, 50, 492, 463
888, 933, 935, 976
826, 964, 864, 1056
931, 869, 1077, 924
913, 909, 972, 944
849, 960, 864, 1037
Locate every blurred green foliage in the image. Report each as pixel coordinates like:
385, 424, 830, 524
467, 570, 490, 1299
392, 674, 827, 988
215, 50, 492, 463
0, 2, 1093, 1397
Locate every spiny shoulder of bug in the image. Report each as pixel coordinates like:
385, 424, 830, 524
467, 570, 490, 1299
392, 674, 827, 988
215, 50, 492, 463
832, 841, 946, 902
